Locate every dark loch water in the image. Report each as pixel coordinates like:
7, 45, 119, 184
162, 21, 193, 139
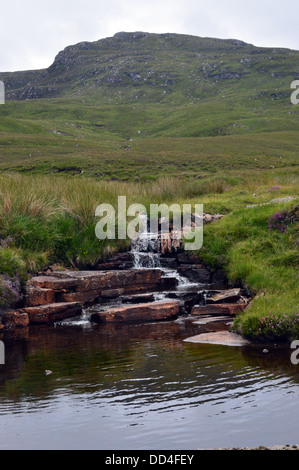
1, 316, 299, 450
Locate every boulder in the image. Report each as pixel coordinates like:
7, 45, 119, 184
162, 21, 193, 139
90, 301, 179, 323
157, 232, 183, 254
203, 213, 225, 224
2, 311, 30, 328
121, 283, 160, 295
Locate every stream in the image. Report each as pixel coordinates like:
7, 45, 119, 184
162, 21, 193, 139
0, 233, 299, 450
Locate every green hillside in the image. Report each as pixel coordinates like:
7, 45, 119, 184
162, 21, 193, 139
0, 31, 298, 178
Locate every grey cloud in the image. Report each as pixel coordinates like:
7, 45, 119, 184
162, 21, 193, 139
0, 0, 298, 72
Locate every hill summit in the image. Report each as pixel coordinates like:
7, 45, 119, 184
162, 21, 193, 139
1, 31, 299, 104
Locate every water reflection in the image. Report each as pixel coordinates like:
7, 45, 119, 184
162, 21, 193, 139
0, 319, 299, 450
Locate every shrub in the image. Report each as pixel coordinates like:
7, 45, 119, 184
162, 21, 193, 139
236, 312, 299, 341
0, 247, 26, 278
0, 274, 23, 309
268, 206, 299, 234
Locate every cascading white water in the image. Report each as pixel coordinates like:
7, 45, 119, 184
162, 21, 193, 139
131, 232, 161, 268
130, 215, 198, 288
132, 251, 161, 269
130, 212, 162, 269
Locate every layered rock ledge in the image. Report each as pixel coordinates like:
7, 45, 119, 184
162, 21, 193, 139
1, 269, 164, 327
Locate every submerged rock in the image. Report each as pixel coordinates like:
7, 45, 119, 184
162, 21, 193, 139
184, 331, 251, 346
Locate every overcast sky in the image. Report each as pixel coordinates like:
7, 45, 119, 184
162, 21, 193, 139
1, 0, 298, 72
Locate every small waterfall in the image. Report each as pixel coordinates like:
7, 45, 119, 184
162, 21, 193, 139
130, 215, 198, 289
131, 235, 161, 269
130, 212, 161, 269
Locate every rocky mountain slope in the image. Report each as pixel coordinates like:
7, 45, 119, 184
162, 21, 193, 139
1, 31, 299, 104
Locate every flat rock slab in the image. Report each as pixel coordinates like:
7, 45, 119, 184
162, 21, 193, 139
29, 276, 79, 291
206, 288, 241, 304
193, 315, 233, 325
90, 300, 179, 323
21, 302, 82, 324
191, 303, 247, 316
30, 269, 162, 294
184, 331, 251, 346
121, 293, 156, 303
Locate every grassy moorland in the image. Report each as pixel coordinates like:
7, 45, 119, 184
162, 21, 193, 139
0, 32, 298, 340
0, 98, 298, 179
